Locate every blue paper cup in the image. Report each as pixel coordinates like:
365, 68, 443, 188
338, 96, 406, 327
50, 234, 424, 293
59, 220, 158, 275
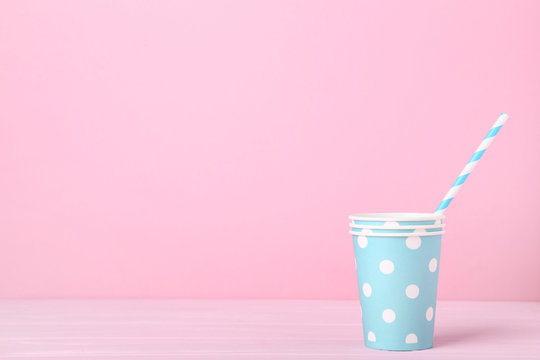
350, 213, 444, 227
351, 230, 443, 351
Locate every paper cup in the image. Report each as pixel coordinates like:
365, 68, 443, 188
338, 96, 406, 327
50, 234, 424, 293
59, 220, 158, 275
352, 231, 442, 351
350, 213, 444, 227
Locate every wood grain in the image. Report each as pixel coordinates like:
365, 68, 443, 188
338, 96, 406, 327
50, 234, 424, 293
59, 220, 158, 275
0, 300, 539, 359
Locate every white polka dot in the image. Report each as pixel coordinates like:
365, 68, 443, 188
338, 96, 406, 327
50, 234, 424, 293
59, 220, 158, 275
405, 333, 418, 344
382, 309, 396, 323
379, 260, 394, 274
367, 331, 376, 342
435, 219, 442, 225
413, 228, 425, 234
362, 283, 372, 297
405, 284, 420, 299
426, 306, 434, 321
384, 221, 399, 227
357, 236, 368, 248
429, 258, 438, 272
406, 236, 421, 249
362, 228, 373, 235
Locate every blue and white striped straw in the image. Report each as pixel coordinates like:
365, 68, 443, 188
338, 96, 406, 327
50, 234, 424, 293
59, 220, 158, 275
435, 113, 509, 215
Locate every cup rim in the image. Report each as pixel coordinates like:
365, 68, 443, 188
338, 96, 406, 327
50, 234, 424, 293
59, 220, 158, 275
348, 222, 445, 229
349, 213, 444, 221
349, 230, 444, 237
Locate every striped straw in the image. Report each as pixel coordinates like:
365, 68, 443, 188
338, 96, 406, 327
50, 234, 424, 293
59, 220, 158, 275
435, 113, 509, 215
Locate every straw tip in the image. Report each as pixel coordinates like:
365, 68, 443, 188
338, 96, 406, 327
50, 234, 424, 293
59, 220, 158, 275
497, 112, 509, 124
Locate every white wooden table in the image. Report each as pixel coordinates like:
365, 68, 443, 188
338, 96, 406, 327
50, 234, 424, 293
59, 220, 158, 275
0, 300, 539, 359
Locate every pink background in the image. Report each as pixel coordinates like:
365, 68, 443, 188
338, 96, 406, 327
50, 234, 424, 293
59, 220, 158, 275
1, 0, 539, 300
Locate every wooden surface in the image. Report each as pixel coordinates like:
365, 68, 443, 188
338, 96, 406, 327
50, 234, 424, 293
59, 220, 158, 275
0, 300, 539, 359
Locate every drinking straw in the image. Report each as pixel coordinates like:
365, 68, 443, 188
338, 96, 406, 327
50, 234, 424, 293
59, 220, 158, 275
434, 113, 509, 215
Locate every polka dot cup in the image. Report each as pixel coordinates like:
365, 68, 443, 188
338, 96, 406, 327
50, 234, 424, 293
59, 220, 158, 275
352, 231, 442, 351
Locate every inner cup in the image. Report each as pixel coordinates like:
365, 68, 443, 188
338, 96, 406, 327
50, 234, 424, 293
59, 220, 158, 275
350, 230, 445, 237
350, 228, 444, 234
349, 223, 445, 234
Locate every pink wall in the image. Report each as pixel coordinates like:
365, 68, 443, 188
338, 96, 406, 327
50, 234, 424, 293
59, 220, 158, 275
1, 0, 539, 300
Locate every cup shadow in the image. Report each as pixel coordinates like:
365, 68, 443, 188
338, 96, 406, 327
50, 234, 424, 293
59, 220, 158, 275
435, 325, 507, 347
